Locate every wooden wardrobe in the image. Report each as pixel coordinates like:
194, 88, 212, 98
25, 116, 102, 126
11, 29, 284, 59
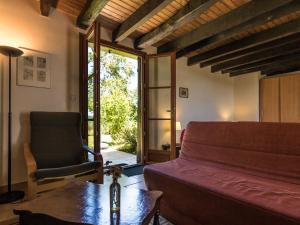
260, 73, 300, 122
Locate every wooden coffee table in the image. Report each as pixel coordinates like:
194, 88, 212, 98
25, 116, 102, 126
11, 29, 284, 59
14, 181, 163, 225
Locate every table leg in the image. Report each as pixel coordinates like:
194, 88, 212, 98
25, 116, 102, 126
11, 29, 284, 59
153, 209, 160, 225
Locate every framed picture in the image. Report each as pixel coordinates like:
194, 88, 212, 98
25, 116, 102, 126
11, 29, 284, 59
17, 49, 51, 88
179, 87, 188, 98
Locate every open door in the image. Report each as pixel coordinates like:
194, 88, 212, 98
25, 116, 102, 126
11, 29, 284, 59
144, 53, 176, 163
79, 22, 101, 155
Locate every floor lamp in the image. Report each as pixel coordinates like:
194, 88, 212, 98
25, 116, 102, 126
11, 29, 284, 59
0, 46, 25, 204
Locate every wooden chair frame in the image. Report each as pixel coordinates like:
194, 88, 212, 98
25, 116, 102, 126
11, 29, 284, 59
24, 143, 103, 200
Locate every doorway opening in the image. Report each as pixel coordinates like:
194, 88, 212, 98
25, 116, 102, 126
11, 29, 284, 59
100, 46, 138, 166
88, 45, 140, 167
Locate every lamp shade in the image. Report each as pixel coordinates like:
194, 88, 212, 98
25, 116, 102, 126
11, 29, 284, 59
0, 46, 23, 57
176, 121, 182, 131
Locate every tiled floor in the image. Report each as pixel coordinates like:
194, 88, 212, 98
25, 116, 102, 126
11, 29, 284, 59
0, 173, 174, 225
101, 147, 137, 166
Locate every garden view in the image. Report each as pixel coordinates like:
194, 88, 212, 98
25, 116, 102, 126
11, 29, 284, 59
88, 46, 138, 156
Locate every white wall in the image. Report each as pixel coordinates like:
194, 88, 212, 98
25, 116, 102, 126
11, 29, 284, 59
0, 0, 80, 186
233, 73, 260, 121
176, 58, 235, 129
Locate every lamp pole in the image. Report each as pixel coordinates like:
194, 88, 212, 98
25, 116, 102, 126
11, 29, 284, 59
0, 46, 25, 204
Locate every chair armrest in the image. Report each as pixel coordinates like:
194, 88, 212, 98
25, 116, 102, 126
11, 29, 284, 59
82, 145, 103, 164
24, 143, 37, 176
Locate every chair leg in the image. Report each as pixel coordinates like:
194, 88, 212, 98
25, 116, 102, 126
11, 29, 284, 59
27, 178, 37, 200
96, 169, 103, 184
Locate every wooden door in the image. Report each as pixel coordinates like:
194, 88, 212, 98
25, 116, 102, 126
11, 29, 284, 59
79, 22, 101, 153
280, 74, 300, 122
260, 77, 280, 122
144, 53, 176, 163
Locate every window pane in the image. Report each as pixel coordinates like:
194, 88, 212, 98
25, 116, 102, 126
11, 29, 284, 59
88, 77, 94, 119
88, 121, 94, 149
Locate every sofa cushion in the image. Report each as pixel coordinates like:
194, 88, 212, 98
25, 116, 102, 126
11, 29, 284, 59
181, 122, 300, 183
144, 159, 300, 225
35, 161, 101, 180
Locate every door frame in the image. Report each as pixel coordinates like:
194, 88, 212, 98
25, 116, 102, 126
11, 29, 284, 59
80, 29, 146, 163
98, 39, 146, 164
79, 22, 101, 154
144, 52, 176, 163
80, 27, 176, 164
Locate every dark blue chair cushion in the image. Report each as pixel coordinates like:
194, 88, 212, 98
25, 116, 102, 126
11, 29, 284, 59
35, 161, 101, 180
30, 112, 85, 169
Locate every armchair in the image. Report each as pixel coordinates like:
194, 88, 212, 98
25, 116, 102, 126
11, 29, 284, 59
24, 112, 103, 200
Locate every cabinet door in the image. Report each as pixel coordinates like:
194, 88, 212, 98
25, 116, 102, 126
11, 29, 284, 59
280, 74, 300, 122
260, 77, 280, 122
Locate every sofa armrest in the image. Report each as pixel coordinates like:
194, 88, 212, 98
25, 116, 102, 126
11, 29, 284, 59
24, 143, 37, 176
82, 145, 103, 164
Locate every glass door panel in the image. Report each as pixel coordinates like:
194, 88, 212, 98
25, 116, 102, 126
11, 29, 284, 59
148, 88, 171, 119
148, 120, 171, 151
145, 53, 176, 163
149, 56, 171, 87
82, 22, 100, 153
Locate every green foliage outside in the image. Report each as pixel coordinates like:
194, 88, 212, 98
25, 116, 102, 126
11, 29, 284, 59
88, 48, 138, 154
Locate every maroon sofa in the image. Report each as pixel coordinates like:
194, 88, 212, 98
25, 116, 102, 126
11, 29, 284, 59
144, 122, 300, 225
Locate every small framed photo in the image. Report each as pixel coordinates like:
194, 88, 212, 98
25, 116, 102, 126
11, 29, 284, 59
179, 87, 188, 98
17, 49, 51, 89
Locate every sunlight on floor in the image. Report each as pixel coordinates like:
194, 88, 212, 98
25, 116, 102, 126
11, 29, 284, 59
101, 147, 137, 166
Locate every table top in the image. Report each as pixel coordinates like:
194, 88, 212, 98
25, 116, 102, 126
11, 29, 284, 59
14, 181, 163, 225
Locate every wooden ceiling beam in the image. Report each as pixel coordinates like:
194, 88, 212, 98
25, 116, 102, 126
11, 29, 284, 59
40, 0, 58, 16
211, 40, 300, 72
180, 1, 300, 60
229, 53, 300, 76
262, 62, 300, 76
211, 41, 300, 73
223, 51, 300, 74
157, 0, 295, 54
184, 7, 300, 63
77, 0, 109, 29
196, 33, 300, 67
134, 0, 218, 49
112, 0, 173, 43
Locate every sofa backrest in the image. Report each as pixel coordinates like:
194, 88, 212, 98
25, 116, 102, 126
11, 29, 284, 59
181, 121, 300, 182
30, 112, 84, 169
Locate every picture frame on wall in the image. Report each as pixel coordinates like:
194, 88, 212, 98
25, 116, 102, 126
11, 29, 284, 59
17, 48, 51, 88
179, 87, 188, 98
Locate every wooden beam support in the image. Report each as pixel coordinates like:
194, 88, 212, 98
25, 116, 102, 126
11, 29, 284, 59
40, 0, 58, 16
211, 40, 300, 72
157, 0, 295, 54
263, 63, 300, 76
113, 0, 173, 43
134, 0, 218, 49
223, 51, 300, 74
77, 0, 109, 29
229, 53, 300, 76
196, 33, 300, 67
179, 0, 300, 59
182, 7, 300, 62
